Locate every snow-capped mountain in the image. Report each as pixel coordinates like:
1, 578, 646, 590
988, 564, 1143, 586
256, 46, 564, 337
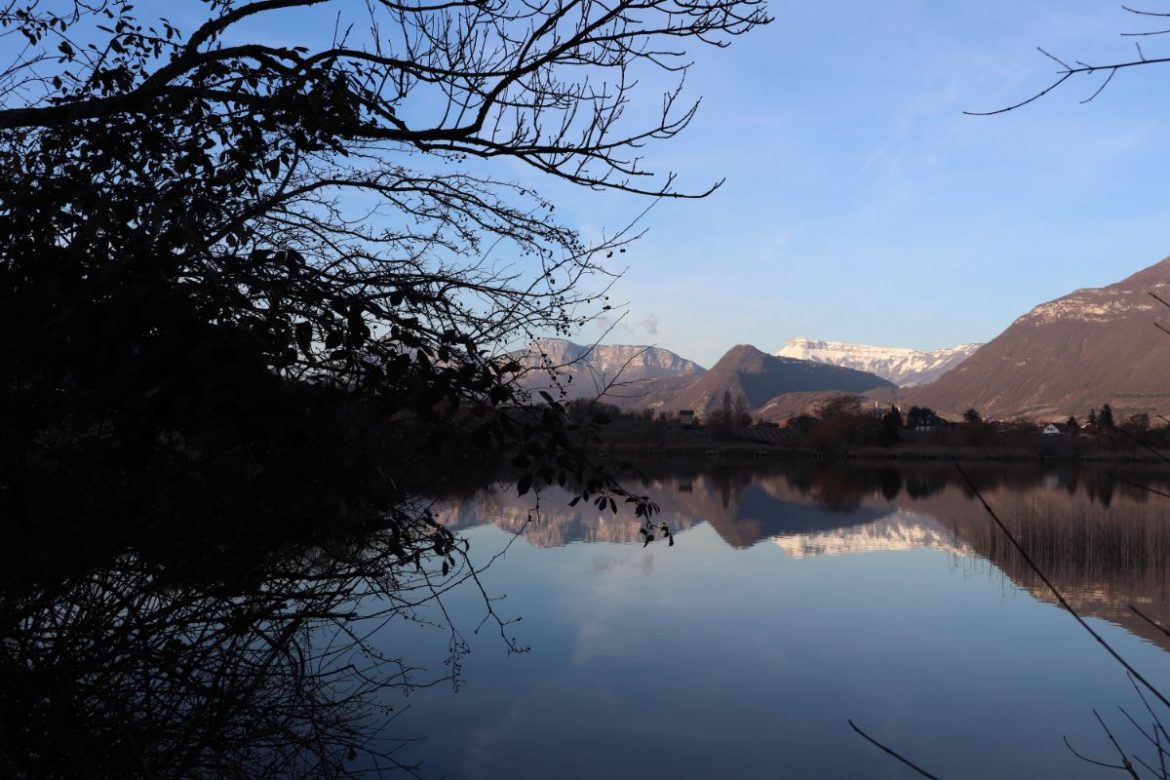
775, 338, 981, 387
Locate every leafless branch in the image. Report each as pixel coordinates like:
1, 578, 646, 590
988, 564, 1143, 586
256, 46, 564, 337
847, 719, 942, 780
966, 8, 1170, 116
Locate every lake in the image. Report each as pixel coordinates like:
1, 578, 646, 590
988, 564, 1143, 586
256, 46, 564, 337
367, 462, 1170, 779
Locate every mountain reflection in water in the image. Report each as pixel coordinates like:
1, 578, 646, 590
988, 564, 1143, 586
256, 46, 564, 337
438, 463, 1170, 653
394, 462, 1170, 780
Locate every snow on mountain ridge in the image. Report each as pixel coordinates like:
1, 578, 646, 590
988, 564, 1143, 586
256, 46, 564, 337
772, 509, 969, 558
775, 338, 981, 387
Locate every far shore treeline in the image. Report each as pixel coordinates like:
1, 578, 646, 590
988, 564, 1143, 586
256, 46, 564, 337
563, 394, 1168, 461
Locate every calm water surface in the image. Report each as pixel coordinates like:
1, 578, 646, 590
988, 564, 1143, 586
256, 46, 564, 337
372, 463, 1170, 779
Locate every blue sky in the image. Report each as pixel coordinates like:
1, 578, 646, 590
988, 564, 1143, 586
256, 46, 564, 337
13, 1, 1170, 367
210, 0, 1170, 366
549, 0, 1170, 365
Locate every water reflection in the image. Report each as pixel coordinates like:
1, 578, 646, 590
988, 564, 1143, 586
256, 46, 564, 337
438, 462, 1170, 658
8, 463, 1170, 778
437, 467, 1170, 654
396, 464, 1170, 779
0, 516, 475, 778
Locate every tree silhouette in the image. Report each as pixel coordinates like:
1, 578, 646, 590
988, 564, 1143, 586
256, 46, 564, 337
0, 0, 767, 527
0, 500, 521, 778
906, 405, 937, 428
1099, 403, 1116, 429
0, 1, 767, 774
733, 393, 752, 426
877, 406, 902, 447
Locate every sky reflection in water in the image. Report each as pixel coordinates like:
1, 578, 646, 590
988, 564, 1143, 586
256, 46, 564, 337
377, 464, 1170, 779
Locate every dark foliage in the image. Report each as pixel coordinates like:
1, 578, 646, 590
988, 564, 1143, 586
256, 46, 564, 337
877, 405, 902, 447
0, 0, 767, 775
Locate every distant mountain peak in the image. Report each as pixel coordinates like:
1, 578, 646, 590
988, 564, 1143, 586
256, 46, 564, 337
667, 343, 894, 416
513, 337, 704, 401
775, 338, 981, 387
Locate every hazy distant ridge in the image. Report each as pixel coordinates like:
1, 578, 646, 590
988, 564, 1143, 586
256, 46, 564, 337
514, 338, 705, 400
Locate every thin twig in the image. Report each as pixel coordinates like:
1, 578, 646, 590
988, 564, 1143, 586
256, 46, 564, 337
963, 71, 1074, 116
1134, 753, 1164, 778
966, 53, 1170, 116
1156, 716, 1168, 779
1107, 423, 1170, 465
847, 720, 942, 780
1128, 672, 1170, 748
1095, 709, 1142, 779
1063, 734, 1131, 771
1105, 472, 1170, 501
1039, 46, 1074, 70
1117, 705, 1164, 757
1149, 291, 1170, 309
1123, 5, 1170, 18
955, 465, 1170, 710
1130, 604, 1170, 641
1081, 67, 1118, 103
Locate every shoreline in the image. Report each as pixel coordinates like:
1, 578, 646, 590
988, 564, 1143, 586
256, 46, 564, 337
602, 441, 1170, 465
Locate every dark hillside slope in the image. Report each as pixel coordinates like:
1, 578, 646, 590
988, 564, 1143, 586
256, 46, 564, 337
906, 256, 1170, 420
666, 344, 894, 416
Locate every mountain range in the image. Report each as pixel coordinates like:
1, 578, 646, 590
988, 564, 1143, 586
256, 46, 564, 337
516, 340, 896, 416
517, 254, 1170, 421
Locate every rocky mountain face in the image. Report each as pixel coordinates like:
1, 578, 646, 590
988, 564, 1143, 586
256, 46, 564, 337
903, 255, 1170, 420
514, 338, 705, 400
775, 338, 981, 387
655, 344, 894, 417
